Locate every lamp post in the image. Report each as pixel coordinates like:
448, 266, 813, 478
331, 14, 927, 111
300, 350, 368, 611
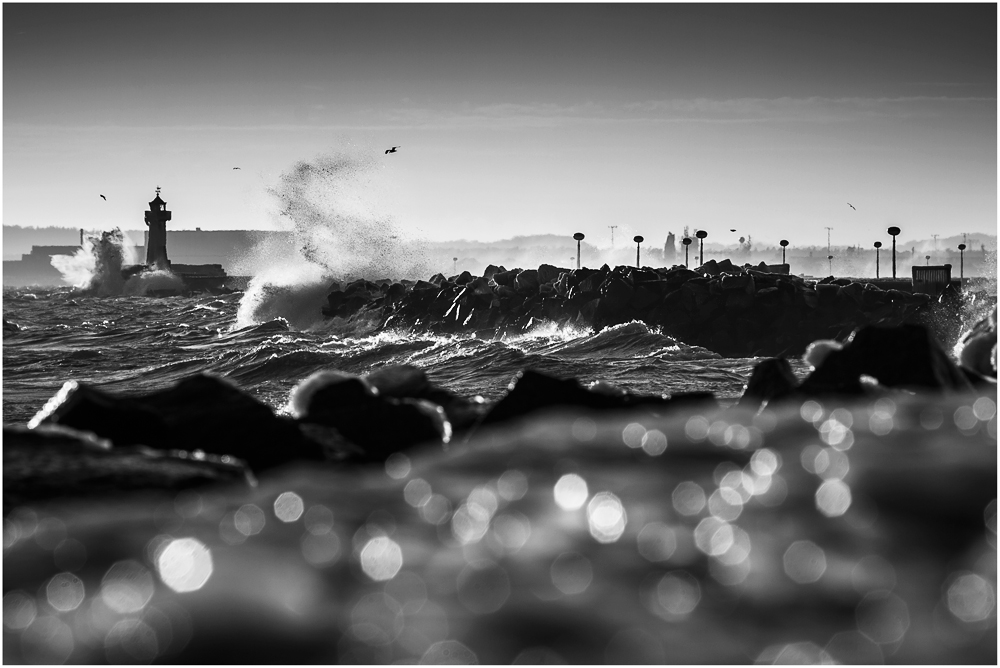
779, 239, 788, 265
827, 255, 833, 275
887, 226, 900, 278
453, 257, 458, 274
682, 237, 692, 268
873, 241, 882, 278
696, 230, 708, 266
925, 255, 930, 266
573, 233, 585, 270
633, 235, 644, 268
958, 243, 966, 286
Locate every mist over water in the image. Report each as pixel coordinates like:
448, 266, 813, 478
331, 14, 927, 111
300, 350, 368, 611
235, 148, 433, 329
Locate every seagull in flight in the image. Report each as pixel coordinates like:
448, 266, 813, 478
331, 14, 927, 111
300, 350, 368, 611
100, 194, 106, 201
385, 146, 400, 155
730, 229, 737, 232
233, 167, 241, 170
848, 203, 856, 210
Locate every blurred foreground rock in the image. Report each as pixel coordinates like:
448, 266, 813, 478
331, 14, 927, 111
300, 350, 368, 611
3, 392, 996, 664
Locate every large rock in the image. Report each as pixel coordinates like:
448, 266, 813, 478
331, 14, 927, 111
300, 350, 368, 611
4, 424, 254, 511
32, 374, 327, 472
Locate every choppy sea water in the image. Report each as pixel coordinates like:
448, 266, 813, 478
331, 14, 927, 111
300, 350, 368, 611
1, 287, 795, 426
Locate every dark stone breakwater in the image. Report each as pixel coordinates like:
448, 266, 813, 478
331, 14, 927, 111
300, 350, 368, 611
322, 260, 959, 357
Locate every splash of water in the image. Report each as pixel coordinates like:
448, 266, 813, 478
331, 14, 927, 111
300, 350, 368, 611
235, 147, 432, 329
50, 229, 184, 296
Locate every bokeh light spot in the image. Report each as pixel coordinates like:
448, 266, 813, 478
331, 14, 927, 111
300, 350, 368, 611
497, 469, 529, 501
46, 572, 85, 612
637, 522, 677, 563
672, 481, 707, 516
101, 560, 155, 614
385, 452, 411, 480
274, 492, 305, 523
3, 591, 37, 631
622, 422, 646, 448
783, 540, 827, 584
302, 531, 342, 566
553, 474, 589, 511
587, 491, 627, 543
641, 429, 668, 456
946, 572, 996, 623
156, 538, 213, 593
360, 536, 403, 581
656, 571, 702, 616
234, 504, 266, 537
550, 552, 593, 595
815, 479, 852, 517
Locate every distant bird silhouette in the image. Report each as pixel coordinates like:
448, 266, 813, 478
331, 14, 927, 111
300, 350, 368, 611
730, 229, 737, 232
100, 194, 106, 201
848, 203, 856, 210
233, 167, 241, 170
385, 146, 400, 154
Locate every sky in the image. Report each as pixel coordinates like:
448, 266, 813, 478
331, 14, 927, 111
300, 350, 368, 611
4, 3, 996, 249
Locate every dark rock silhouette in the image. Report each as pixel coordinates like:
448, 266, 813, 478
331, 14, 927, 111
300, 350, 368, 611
4, 424, 253, 509
32, 374, 327, 472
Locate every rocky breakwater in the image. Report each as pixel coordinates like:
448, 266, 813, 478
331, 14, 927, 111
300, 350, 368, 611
322, 260, 949, 357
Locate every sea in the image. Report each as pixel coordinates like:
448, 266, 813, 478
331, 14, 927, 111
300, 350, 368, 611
1, 286, 800, 428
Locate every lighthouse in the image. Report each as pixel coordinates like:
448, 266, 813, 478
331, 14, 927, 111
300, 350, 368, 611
144, 186, 171, 269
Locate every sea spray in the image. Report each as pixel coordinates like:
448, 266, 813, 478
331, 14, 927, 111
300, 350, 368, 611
51, 230, 133, 295
234, 263, 333, 331
235, 148, 432, 328
50, 229, 184, 296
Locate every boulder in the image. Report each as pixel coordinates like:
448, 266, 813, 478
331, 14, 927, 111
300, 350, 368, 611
800, 323, 974, 395
33, 374, 328, 472
4, 424, 254, 511
737, 358, 800, 411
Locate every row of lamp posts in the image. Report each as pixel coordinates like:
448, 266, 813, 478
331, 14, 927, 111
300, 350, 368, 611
568, 226, 969, 284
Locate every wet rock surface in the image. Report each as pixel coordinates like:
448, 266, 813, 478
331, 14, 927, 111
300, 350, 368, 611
323, 261, 958, 357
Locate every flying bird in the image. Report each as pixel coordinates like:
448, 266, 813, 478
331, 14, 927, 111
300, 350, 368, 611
848, 203, 856, 210
385, 146, 400, 154
100, 194, 106, 200
730, 229, 737, 232
233, 167, 241, 170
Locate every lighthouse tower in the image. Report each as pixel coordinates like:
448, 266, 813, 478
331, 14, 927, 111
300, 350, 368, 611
144, 187, 172, 269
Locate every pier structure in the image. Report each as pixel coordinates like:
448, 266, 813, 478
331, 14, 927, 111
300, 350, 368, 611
144, 187, 171, 269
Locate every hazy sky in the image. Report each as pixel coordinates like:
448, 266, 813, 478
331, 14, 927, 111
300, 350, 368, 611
4, 3, 996, 248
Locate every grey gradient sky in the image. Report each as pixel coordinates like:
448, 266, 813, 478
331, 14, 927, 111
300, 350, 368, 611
4, 3, 996, 247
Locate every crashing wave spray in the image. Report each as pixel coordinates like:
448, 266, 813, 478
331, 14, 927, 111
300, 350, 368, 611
51, 229, 183, 296
236, 147, 431, 330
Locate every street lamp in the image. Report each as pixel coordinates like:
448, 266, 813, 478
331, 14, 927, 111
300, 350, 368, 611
873, 241, 882, 278
925, 255, 930, 266
779, 239, 788, 265
453, 257, 458, 274
696, 230, 708, 266
827, 254, 833, 275
633, 235, 644, 268
958, 243, 966, 286
682, 237, 692, 268
887, 226, 900, 278
573, 232, 585, 269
